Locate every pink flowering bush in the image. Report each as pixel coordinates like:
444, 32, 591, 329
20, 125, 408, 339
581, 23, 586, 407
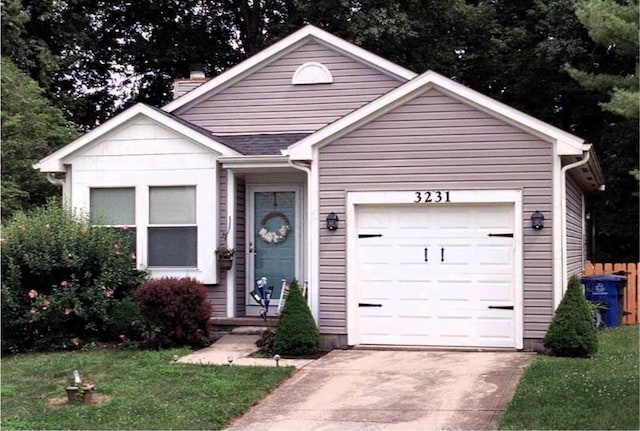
1, 200, 148, 353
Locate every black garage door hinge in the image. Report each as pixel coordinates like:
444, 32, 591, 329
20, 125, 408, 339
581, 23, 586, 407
358, 303, 382, 307
359, 234, 383, 238
488, 233, 514, 238
488, 305, 514, 310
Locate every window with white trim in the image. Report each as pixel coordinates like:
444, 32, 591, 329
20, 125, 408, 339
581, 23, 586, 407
90, 187, 136, 254
148, 186, 197, 267
90, 188, 135, 225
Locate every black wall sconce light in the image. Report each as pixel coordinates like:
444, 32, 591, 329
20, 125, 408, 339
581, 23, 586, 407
326, 212, 339, 230
531, 211, 544, 230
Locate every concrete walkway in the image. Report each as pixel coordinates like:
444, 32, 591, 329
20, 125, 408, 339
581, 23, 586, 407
177, 330, 314, 368
226, 349, 533, 430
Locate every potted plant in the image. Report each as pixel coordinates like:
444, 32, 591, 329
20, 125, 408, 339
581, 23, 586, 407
216, 247, 235, 271
65, 383, 79, 404
81, 378, 95, 404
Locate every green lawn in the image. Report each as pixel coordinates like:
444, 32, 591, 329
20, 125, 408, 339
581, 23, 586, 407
1, 348, 294, 430
499, 325, 639, 430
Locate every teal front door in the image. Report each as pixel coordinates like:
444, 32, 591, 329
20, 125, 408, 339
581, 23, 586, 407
247, 188, 299, 313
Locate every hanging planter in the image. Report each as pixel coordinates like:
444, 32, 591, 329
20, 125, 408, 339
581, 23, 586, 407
216, 247, 235, 271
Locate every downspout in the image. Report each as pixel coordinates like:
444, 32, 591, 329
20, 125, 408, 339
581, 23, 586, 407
560, 149, 590, 300
287, 159, 317, 321
45, 173, 69, 206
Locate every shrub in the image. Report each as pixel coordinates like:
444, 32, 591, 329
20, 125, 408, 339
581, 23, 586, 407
108, 296, 144, 341
1, 200, 148, 353
134, 277, 212, 349
543, 275, 598, 357
256, 328, 275, 354
272, 279, 320, 356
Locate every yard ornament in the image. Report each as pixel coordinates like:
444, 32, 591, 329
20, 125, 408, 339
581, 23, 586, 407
251, 276, 272, 323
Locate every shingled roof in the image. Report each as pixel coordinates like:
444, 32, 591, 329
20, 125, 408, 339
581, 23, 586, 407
149, 105, 309, 155
212, 133, 310, 155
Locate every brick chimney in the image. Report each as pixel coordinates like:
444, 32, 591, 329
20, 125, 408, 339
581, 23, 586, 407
172, 63, 209, 99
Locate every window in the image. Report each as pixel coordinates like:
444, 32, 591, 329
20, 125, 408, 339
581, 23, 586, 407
90, 188, 136, 254
148, 186, 197, 267
90, 188, 135, 225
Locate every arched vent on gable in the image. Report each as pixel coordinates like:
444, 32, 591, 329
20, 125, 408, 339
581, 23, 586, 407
291, 62, 333, 85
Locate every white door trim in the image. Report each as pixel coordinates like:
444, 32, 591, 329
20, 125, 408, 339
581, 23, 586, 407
346, 189, 523, 348
246, 184, 303, 314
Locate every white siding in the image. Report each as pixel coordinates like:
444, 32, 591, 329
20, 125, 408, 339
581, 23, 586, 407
68, 116, 219, 284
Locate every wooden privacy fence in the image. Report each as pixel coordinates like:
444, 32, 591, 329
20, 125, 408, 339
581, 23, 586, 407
583, 262, 639, 325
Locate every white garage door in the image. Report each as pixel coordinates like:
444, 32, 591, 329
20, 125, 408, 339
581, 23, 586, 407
356, 204, 515, 348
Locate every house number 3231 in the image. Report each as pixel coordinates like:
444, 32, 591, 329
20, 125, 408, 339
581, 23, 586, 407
414, 191, 451, 203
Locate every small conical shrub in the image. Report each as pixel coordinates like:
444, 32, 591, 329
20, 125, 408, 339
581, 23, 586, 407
543, 275, 598, 357
272, 279, 320, 356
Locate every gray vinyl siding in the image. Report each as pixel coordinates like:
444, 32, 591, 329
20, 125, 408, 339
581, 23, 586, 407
214, 170, 246, 317
210, 164, 227, 317
235, 178, 247, 317
175, 41, 403, 134
566, 174, 584, 278
318, 88, 555, 339
173, 79, 207, 99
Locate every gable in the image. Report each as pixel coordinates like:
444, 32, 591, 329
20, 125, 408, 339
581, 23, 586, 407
34, 103, 239, 172
173, 40, 407, 135
320, 87, 553, 182
71, 116, 220, 172
163, 25, 415, 115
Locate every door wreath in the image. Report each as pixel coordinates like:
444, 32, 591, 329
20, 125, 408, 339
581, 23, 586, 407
259, 211, 290, 244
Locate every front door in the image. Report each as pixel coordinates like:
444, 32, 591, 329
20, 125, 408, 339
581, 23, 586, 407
247, 187, 300, 315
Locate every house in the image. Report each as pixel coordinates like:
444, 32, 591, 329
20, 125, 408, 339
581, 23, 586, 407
35, 25, 604, 350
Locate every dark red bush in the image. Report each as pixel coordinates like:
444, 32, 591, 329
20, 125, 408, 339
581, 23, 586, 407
134, 277, 212, 349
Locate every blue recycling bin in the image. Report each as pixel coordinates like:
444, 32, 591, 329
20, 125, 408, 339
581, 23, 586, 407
580, 274, 627, 327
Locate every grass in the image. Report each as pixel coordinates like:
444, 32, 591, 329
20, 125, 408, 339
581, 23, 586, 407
1, 348, 294, 430
499, 325, 639, 430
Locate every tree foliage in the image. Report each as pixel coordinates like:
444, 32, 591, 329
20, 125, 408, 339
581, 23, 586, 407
566, 0, 639, 119
1, 0, 637, 260
1, 57, 79, 220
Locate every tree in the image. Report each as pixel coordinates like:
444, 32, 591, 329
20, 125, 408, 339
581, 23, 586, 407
1, 57, 79, 220
1, 0, 241, 129
543, 275, 598, 357
566, 0, 639, 119
272, 279, 320, 356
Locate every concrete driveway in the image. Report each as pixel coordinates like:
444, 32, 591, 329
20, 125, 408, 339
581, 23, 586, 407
226, 349, 532, 430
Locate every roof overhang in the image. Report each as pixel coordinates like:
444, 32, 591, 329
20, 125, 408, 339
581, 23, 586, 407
162, 25, 417, 113
286, 70, 591, 161
34, 103, 241, 173
219, 155, 291, 170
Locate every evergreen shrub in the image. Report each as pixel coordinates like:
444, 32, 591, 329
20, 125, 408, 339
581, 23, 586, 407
134, 277, 212, 349
272, 279, 320, 356
1, 200, 147, 353
543, 275, 598, 357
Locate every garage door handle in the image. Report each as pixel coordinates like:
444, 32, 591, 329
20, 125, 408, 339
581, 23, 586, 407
424, 248, 428, 262
359, 303, 382, 307
488, 305, 514, 310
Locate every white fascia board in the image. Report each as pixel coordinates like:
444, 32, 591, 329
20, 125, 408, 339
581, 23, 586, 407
33, 103, 240, 172
219, 155, 290, 169
288, 70, 589, 161
162, 25, 416, 113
